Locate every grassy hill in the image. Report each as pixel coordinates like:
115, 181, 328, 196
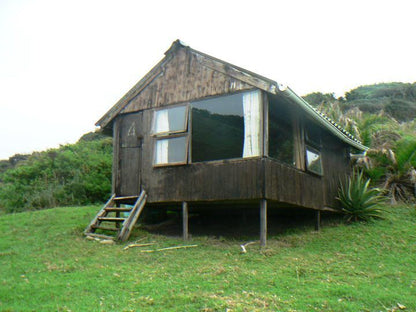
1, 204, 415, 311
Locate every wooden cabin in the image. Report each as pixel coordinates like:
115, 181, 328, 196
86, 40, 367, 244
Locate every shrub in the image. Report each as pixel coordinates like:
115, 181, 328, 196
0, 135, 112, 213
337, 169, 385, 222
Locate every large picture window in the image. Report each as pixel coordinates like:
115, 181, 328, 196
153, 106, 188, 166
191, 91, 261, 162
268, 99, 294, 165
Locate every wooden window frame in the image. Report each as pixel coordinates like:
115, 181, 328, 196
189, 89, 263, 164
304, 121, 323, 176
152, 105, 189, 167
151, 105, 189, 137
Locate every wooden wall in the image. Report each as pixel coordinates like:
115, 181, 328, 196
264, 159, 323, 210
115, 100, 351, 208
116, 110, 264, 203
321, 133, 351, 208
120, 48, 253, 113
144, 159, 264, 203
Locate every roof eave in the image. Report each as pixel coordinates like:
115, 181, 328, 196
276, 86, 368, 151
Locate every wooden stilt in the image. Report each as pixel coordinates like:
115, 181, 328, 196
315, 210, 321, 231
260, 199, 267, 247
182, 201, 189, 240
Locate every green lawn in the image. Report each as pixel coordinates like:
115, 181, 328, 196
0, 204, 415, 311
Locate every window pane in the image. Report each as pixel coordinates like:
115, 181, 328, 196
153, 106, 187, 134
268, 99, 294, 165
191, 93, 245, 162
154, 136, 187, 165
305, 122, 321, 146
306, 147, 322, 175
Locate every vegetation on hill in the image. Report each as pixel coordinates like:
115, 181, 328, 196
0, 132, 112, 213
304, 82, 416, 203
0, 204, 414, 311
304, 82, 416, 122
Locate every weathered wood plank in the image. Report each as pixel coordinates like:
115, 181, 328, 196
315, 210, 321, 231
260, 199, 267, 247
264, 159, 323, 209
145, 158, 264, 203
120, 49, 253, 114
182, 201, 189, 241
118, 191, 147, 242
104, 207, 132, 212
97, 217, 126, 222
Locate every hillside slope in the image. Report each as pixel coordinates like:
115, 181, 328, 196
0, 204, 415, 311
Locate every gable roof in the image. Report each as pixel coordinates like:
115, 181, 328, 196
97, 40, 367, 151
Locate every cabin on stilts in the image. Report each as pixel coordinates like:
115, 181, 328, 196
85, 40, 367, 244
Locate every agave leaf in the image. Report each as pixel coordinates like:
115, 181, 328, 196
337, 169, 385, 222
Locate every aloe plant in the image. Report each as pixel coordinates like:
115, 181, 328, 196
337, 169, 385, 222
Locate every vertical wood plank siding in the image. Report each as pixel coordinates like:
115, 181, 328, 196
264, 159, 323, 209
143, 158, 264, 203
120, 49, 253, 113
321, 132, 351, 208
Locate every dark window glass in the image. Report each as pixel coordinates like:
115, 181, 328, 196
191, 93, 245, 162
268, 100, 294, 165
305, 122, 321, 147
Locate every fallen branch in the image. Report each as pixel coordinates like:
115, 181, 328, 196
139, 245, 198, 253
123, 243, 155, 251
240, 241, 258, 253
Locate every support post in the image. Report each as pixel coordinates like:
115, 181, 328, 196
260, 199, 267, 247
182, 201, 189, 240
315, 210, 321, 231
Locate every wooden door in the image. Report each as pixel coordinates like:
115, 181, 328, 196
117, 113, 143, 196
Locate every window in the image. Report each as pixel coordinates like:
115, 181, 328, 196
305, 122, 323, 175
152, 106, 187, 135
306, 146, 322, 175
268, 99, 294, 165
153, 106, 188, 166
191, 91, 261, 162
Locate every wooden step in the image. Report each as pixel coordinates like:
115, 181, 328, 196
85, 191, 147, 242
85, 233, 115, 240
92, 225, 120, 231
114, 196, 139, 201
104, 207, 132, 212
97, 217, 126, 222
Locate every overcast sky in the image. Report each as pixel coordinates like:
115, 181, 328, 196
1, 0, 415, 160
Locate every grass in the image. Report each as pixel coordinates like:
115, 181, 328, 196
0, 205, 415, 311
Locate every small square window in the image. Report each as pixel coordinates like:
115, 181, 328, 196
306, 146, 323, 175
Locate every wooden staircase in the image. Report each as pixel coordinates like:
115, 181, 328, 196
84, 190, 147, 242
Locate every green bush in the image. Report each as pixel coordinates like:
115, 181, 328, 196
337, 169, 385, 222
0, 135, 113, 213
